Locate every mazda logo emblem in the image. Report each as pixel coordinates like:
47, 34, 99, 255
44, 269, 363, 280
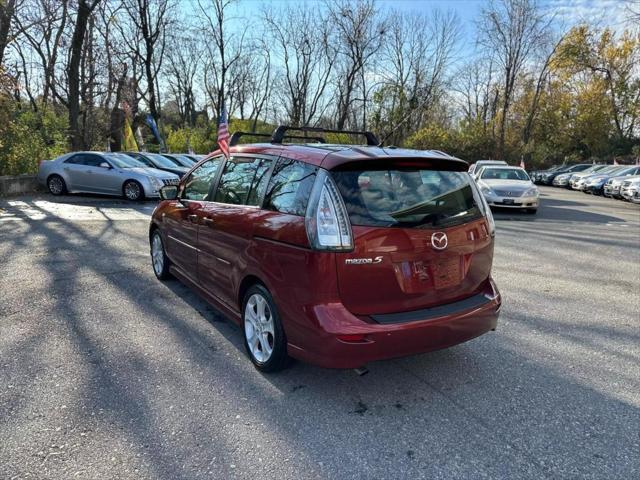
431, 232, 448, 250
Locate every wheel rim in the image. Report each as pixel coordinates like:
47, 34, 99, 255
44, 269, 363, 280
151, 233, 164, 275
125, 182, 140, 200
244, 293, 275, 363
49, 177, 63, 194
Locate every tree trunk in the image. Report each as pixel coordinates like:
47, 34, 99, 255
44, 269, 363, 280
68, 1, 98, 150
0, 0, 17, 67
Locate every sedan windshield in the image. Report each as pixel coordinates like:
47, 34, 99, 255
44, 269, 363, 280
145, 153, 180, 168
107, 153, 146, 168
480, 168, 530, 181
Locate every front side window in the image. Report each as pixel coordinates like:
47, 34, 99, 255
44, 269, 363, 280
182, 158, 222, 200
264, 159, 317, 216
214, 157, 272, 206
331, 168, 482, 228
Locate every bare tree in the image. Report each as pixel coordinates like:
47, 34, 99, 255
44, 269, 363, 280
377, 9, 460, 143
197, 0, 242, 125
263, 4, 337, 126
327, 0, 387, 129
166, 29, 201, 126
123, 0, 173, 122
478, 0, 552, 159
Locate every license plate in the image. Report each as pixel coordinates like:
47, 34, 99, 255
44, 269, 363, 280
502, 198, 515, 205
433, 257, 461, 289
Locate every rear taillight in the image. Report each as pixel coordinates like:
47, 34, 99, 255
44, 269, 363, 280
305, 169, 353, 251
470, 177, 495, 237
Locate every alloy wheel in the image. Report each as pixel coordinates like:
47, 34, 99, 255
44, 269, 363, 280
151, 233, 164, 276
244, 293, 275, 363
124, 181, 141, 200
48, 176, 64, 195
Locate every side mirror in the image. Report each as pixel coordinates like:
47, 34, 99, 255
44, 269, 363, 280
159, 185, 179, 200
99, 162, 111, 169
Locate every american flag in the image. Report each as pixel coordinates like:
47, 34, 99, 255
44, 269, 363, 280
217, 105, 230, 158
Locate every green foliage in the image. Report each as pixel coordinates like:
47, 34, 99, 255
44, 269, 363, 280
0, 97, 68, 176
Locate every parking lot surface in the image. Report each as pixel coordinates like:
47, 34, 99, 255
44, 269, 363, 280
1, 187, 639, 479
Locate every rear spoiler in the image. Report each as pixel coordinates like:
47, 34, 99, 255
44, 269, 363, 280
329, 157, 469, 173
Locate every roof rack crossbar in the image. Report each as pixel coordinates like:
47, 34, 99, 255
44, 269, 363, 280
229, 131, 326, 146
271, 126, 379, 146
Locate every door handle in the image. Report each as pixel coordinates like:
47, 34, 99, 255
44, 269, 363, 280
188, 214, 199, 223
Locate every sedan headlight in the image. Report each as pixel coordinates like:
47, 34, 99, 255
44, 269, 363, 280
480, 185, 494, 195
148, 176, 164, 189
524, 187, 539, 196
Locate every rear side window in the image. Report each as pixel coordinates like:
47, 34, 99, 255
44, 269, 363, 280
331, 168, 482, 228
214, 157, 273, 206
263, 159, 317, 216
183, 158, 222, 200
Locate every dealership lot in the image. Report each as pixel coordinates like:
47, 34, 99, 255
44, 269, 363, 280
1, 187, 639, 479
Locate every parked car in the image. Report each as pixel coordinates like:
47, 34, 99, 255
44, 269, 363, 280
540, 164, 592, 185
603, 169, 640, 198
149, 126, 501, 372
620, 177, 640, 201
475, 166, 539, 213
123, 151, 189, 178
531, 165, 561, 184
566, 164, 609, 188
573, 165, 623, 191
38, 151, 180, 200
468, 159, 507, 176
585, 166, 640, 196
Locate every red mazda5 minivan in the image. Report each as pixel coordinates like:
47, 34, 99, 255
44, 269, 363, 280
149, 127, 501, 372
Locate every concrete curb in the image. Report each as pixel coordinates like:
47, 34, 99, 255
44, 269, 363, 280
0, 175, 42, 197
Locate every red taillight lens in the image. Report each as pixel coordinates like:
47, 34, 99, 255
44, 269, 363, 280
336, 333, 367, 343
305, 169, 354, 251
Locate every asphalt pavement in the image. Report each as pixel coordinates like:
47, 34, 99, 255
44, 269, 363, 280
1, 187, 639, 479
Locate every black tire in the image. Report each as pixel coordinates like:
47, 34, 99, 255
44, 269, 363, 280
150, 229, 172, 280
123, 180, 144, 201
242, 284, 290, 372
47, 174, 67, 196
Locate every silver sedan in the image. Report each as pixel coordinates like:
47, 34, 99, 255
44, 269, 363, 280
475, 166, 539, 214
37, 152, 180, 201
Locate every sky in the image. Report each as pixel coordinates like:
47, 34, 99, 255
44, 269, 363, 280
210, 0, 636, 61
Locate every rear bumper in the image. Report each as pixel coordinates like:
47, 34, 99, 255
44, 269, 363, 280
288, 280, 501, 369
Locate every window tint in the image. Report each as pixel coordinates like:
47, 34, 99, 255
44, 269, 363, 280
331, 168, 482, 228
65, 154, 89, 165
84, 155, 107, 167
182, 158, 222, 200
214, 157, 272, 206
264, 159, 316, 216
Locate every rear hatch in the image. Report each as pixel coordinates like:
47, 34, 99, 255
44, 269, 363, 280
331, 160, 493, 316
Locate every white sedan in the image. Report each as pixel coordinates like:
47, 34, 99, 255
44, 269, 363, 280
475, 166, 539, 214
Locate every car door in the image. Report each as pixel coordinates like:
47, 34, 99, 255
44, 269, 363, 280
61, 154, 90, 190
81, 154, 121, 194
197, 155, 274, 310
163, 158, 223, 282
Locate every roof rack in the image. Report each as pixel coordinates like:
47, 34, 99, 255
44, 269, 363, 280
271, 126, 379, 146
229, 131, 326, 147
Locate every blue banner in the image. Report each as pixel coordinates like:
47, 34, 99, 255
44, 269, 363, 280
145, 114, 165, 152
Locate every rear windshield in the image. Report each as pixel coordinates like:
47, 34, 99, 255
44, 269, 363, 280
331, 168, 482, 228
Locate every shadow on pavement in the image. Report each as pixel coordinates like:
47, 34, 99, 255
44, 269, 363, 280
1, 197, 639, 479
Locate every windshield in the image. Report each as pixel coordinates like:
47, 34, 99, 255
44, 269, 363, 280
146, 153, 180, 168
331, 168, 482, 228
480, 168, 530, 181
163, 154, 192, 168
106, 153, 146, 169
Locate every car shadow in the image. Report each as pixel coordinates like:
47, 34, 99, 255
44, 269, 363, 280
2, 198, 639, 478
